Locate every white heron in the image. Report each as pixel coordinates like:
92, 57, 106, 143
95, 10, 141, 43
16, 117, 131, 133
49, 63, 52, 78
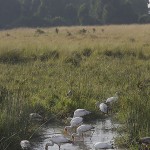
73, 109, 91, 117
105, 92, 119, 104
96, 102, 108, 114
136, 137, 150, 150
20, 140, 31, 150
29, 113, 43, 122
100, 103, 108, 114
64, 117, 83, 134
71, 124, 95, 141
45, 135, 72, 150
94, 141, 114, 149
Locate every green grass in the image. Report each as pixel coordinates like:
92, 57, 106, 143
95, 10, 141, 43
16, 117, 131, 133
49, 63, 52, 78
0, 25, 150, 150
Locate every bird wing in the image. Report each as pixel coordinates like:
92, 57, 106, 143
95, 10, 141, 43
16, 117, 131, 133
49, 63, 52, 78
77, 125, 94, 133
106, 97, 114, 103
94, 142, 112, 149
51, 135, 70, 144
71, 117, 83, 126
20, 140, 30, 148
74, 109, 91, 117
100, 103, 108, 113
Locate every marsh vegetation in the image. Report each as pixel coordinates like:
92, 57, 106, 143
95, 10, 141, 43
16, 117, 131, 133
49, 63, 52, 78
0, 25, 150, 150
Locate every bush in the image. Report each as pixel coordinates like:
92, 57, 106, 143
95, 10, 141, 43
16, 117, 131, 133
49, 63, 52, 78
0, 50, 25, 64
82, 48, 92, 57
138, 14, 150, 24
103, 49, 123, 58
39, 50, 59, 61
64, 51, 82, 67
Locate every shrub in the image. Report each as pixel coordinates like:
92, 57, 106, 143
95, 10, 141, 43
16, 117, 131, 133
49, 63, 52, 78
35, 29, 45, 34
39, 50, 59, 61
0, 50, 25, 64
82, 48, 92, 57
103, 49, 123, 58
64, 51, 82, 67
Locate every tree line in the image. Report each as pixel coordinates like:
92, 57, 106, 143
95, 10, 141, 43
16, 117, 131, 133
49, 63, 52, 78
0, 0, 149, 28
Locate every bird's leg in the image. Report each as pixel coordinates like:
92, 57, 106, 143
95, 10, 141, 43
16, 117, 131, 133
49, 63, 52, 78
90, 130, 95, 140
59, 145, 60, 150
82, 133, 84, 141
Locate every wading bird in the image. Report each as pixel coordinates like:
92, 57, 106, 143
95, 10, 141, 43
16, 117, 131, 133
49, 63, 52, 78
136, 137, 150, 150
73, 109, 91, 117
29, 113, 43, 122
45, 135, 72, 150
106, 92, 119, 104
71, 124, 94, 141
20, 140, 31, 150
99, 103, 108, 114
94, 141, 114, 149
96, 102, 109, 114
64, 117, 83, 134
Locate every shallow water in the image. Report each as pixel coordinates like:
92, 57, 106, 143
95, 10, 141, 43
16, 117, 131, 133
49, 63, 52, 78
31, 118, 120, 150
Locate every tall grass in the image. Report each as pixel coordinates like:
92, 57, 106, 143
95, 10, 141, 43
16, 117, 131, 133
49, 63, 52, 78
0, 25, 150, 149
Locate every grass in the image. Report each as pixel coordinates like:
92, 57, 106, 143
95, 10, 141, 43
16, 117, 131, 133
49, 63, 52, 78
0, 25, 150, 150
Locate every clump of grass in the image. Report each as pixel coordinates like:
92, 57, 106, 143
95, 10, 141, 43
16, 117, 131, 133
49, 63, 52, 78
138, 50, 147, 60
39, 50, 59, 61
0, 50, 25, 64
129, 38, 135, 42
82, 48, 92, 57
79, 28, 87, 34
35, 28, 45, 34
125, 51, 136, 57
103, 49, 123, 58
64, 51, 82, 67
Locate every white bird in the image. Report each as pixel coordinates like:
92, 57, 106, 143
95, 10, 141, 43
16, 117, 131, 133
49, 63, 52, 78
99, 103, 108, 114
20, 140, 31, 150
45, 135, 72, 150
71, 124, 94, 141
64, 117, 83, 134
29, 113, 43, 121
73, 109, 91, 117
106, 92, 119, 104
94, 141, 114, 149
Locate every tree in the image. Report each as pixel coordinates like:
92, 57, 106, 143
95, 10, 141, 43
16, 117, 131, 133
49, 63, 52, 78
0, 0, 21, 27
78, 3, 90, 25
64, 3, 77, 25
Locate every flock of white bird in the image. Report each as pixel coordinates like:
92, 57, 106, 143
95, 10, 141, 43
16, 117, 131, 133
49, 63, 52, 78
20, 92, 120, 150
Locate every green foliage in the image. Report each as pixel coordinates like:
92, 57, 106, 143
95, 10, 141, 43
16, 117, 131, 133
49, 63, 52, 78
0, 0, 149, 27
78, 3, 90, 25
138, 14, 150, 23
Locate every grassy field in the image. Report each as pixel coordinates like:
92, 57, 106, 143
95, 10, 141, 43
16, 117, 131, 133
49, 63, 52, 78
0, 25, 150, 150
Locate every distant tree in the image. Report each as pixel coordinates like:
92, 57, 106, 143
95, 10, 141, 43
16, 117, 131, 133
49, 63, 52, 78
138, 14, 150, 23
0, 0, 21, 27
78, 3, 90, 25
64, 3, 77, 25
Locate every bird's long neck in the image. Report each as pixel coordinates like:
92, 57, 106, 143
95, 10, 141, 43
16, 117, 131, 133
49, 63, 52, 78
45, 141, 54, 150
114, 92, 118, 98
